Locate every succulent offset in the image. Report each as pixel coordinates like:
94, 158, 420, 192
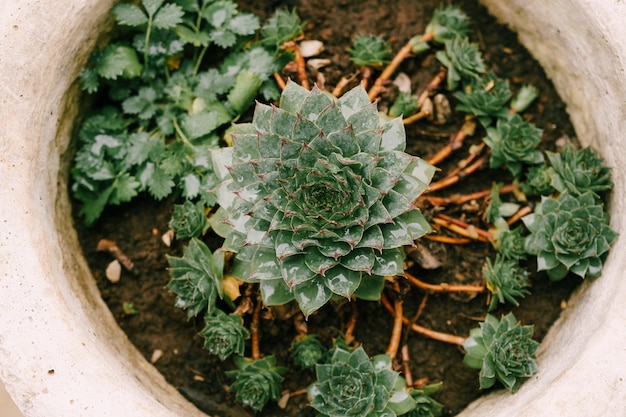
291, 334, 327, 370
226, 355, 286, 412
463, 313, 539, 392
435, 35, 485, 90
308, 346, 416, 417
200, 310, 249, 360
348, 35, 391, 67
454, 72, 511, 127
523, 191, 617, 280
483, 113, 544, 177
211, 81, 435, 316
547, 144, 613, 198
169, 200, 210, 239
483, 254, 530, 311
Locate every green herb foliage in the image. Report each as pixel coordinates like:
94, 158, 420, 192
72, 0, 299, 224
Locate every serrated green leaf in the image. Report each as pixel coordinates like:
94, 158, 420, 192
176, 25, 211, 46
79, 68, 99, 93
95, 45, 142, 80
112, 3, 148, 27
142, 0, 165, 17
210, 29, 237, 48
110, 173, 140, 204
153, 3, 184, 29
229, 13, 260, 35
147, 165, 175, 199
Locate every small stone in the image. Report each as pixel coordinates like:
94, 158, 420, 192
307, 58, 332, 71
161, 229, 174, 247
150, 349, 164, 364
105, 260, 122, 283
299, 40, 324, 57
434, 93, 452, 124
393, 72, 412, 93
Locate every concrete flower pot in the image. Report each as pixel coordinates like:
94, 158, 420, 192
0, 1, 624, 416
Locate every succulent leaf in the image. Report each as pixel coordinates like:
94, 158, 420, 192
463, 313, 539, 392
212, 82, 434, 316
308, 346, 416, 417
166, 238, 224, 318
200, 309, 249, 360
520, 164, 555, 196
523, 192, 617, 280
405, 383, 445, 417
483, 114, 544, 177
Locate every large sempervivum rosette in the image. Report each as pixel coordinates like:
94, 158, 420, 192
211, 81, 435, 316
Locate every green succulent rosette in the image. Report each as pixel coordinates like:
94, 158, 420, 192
454, 72, 512, 127
291, 334, 327, 370
348, 35, 391, 67
169, 200, 210, 239
523, 191, 617, 281
308, 346, 416, 417
483, 113, 544, 177
435, 35, 485, 90
483, 254, 530, 311
211, 81, 435, 316
463, 313, 539, 392
200, 309, 249, 360
425, 5, 471, 43
546, 144, 613, 198
226, 355, 286, 412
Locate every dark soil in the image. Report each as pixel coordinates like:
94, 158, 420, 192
73, 0, 580, 416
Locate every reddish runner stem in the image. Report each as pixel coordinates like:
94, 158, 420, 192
425, 154, 487, 193
386, 282, 403, 358
250, 297, 262, 360
423, 234, 471, 244
381, 294, 465, 345
434, 213, 492, 242
507, 205, 532, 226
427, 118, 477, 166
404, 271, 485, 294
273, 72, 287, 90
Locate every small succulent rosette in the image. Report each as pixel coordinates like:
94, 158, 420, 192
523, 191, 617, 280
308, 346, 416, 417
211, 81, 435, 316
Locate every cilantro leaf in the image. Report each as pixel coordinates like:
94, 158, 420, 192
94, 45, 142, 80
122, 86, 159, 120
110, 173, 141, 204
142, 0, 165, 18
112, 3, 148, 27
152, 3, 185, 29
79, 68, 100, 93
147, 164, 175, 199
229, 13, 260, 36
